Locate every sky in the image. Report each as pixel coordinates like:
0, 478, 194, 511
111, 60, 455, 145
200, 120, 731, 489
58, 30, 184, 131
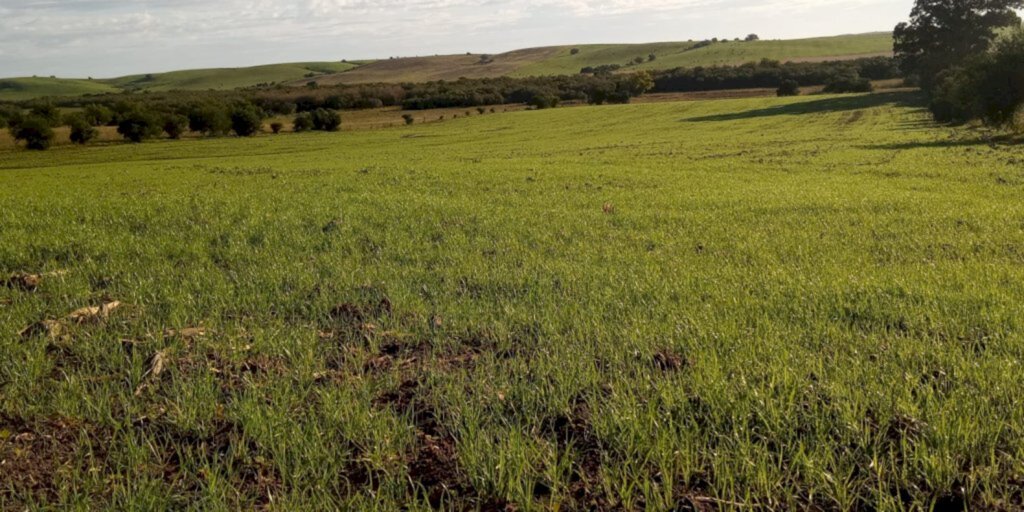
0, 0, 913, 78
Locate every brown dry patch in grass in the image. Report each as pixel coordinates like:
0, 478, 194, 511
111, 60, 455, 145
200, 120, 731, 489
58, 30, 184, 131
0, 415, 109, 506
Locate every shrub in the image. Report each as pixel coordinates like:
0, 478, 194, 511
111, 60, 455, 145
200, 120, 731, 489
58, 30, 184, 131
823, 73, 873, 93
29, 103, 62, 127
745, 34, 760, 42
293, 112, 314, 132
230, 105, 264, 136
0, 105, 21, 129
83, 104, 114, 126
310, 108, 341, 131
188, 106, 230, 136
570, 48, 580, 55
117, 109, 161, 143
777, 80, 800, 97
162, 114, 189, 139
648, 54, 657, 62
402, 114, 415, 125
270, 122, 284, 134
529, 95, 559, 109
13, 116, 55, 150
67, 114, 98, 145
477, 107, 486, 114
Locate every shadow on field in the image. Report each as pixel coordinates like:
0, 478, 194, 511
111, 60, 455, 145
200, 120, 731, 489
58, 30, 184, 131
682, 91, 925, 123
864, 134, 1023, 150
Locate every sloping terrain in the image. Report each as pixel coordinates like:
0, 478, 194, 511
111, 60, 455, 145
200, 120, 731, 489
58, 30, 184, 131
312, 32, 893, 85
1, 33, 892, 99
0, 77, 121, 102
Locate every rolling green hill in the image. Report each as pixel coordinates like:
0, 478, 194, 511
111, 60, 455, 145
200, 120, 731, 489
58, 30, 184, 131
1, 33, 893, 100
0, 77, 121, 102
314, 32, 893, 85
103, 61, 363, 92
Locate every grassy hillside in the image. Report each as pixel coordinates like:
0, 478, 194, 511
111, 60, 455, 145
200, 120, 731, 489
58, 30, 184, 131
316, 32, 893, 84
103, 62, 363, 92
3, 91, 1024, 510
0, 77, 121, 102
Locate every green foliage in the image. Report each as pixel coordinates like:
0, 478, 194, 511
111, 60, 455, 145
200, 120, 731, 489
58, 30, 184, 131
402, 114, 415, 125
83, 104, 114, 126
823, 71, 874, 93
928, 29, 1024, 127
66, 113, 98, 145
188, 105, 231, 136
293, 112, 314, 132
894, 0, 1023, 91
777, 79, 800, 97
310, 108, 341, 131
11, 115, 55, 150
162, 114, 189, 139
270, 122, 284, 134
230, 105, 264, 137
28, 102, 61, 127
117, 109, 161, 143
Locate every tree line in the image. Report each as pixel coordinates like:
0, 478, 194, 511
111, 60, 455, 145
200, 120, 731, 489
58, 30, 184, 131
1, 56, 903, 150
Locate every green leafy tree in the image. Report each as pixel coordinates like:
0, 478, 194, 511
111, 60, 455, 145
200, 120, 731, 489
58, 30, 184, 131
67, 114, 99, 144
293, 112, 314, 132
29, 102, 62, 127
230, 105, 264, 137
777, 80, 801, 97
163, 114, 189, 139
117, 109, 161, 143
13, 116, 55, 150
311, 108, 342, 131
894, 0, 1023, 90
83, 104, 114, 126
188, 105, 230, 136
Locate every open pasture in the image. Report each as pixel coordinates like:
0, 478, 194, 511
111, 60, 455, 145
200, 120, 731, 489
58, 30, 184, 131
2, 92, 1023, 510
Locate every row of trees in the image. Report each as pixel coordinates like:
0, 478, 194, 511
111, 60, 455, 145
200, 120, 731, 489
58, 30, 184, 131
0, 100, 343, 150
894, 0, 1024, 128
653, 57, 896, 94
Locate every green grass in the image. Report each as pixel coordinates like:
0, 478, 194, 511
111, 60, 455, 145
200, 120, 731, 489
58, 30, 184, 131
0, 77, 122, 102
2, 92, 1024, 510
512, 32, 894, 76
103, 62, 363, 92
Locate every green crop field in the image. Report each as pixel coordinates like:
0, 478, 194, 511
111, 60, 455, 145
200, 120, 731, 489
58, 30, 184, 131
0, 77, 122, 102
2, 92, 1023, 510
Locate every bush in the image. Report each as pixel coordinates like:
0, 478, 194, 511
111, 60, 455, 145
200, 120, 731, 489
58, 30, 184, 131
402, 114, 415, 125
529, 95, 560, 109
67, 114, 98, 145
83, 104, 114, 126
230, 105, 264, 136
29, 103, 62, 127
188, 105, 230, 136
0, 105, 21, 129
973, 30, 1024, 127
117, 109, 161, 143
13, 116, 55, 150
270, 122, 284, 134
162, 114, 189, 139
745, 34, 760, 42
823, 73, 873, 93
570, 48, 580, 55
777, 80, 800, 97
310, 108, 341, 131
293, 112, 314, 132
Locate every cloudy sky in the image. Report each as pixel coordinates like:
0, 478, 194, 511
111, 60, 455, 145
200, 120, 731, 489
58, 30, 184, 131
0, 0, 912, 78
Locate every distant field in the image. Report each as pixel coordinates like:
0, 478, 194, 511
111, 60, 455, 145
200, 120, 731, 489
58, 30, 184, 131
0, 62, 366, 101
0, 77, 121, 102
103, 62, 363, 92
314, 32, 893, 85
3, 91, 1024, 510
1, 33, 892, 100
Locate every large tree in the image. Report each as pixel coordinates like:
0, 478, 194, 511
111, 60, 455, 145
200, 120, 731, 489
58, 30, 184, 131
894, 0, 1023, 90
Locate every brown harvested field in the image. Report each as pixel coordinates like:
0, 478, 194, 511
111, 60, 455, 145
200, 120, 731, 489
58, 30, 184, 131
302, 47, 565, 85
